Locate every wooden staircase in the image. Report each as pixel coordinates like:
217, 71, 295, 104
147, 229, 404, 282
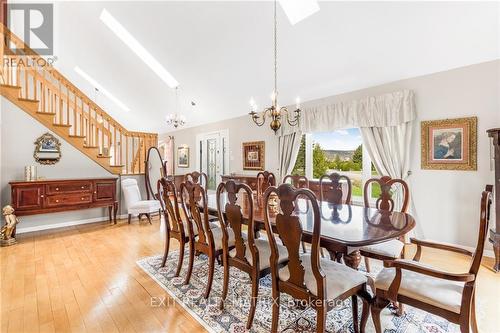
0, 25, 157, 175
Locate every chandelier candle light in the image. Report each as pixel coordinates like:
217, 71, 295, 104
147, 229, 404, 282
249, 0, 301, 133
166, 87, 186, 128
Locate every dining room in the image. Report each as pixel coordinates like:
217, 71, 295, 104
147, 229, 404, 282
1, 1, 499, 333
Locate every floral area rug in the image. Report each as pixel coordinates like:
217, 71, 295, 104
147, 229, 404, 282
137, 251, 461, 333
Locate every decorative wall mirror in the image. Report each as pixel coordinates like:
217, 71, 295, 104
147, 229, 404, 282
145, 146, 166, 200
34, 132, 61, 165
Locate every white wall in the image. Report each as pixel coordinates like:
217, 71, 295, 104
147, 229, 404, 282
0, 97, 148, 232
168, 116, 279, 176
163, 60, 500, 249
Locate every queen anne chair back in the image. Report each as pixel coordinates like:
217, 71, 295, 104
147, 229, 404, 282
216, 180, 255, 266
179, 180, 214, 245
283, 174, 309, 189
319, 173, 352, 204
263, 184, 325, 299
158, 178, 184, 235
257, 171, 276, 197
364, 176, 409, 213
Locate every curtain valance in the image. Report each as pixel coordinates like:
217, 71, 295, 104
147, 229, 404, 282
279, 89, 416, 136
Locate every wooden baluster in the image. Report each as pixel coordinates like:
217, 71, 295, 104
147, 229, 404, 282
73, 92, 77, 135
24, 63, 28, 99
66, 86, 70, 125
125, 134, 129, 174
113, 125, 117, 166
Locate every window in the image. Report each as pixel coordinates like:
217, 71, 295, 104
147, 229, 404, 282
292, 128, 379, 201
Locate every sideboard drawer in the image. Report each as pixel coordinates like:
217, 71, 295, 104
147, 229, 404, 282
45, 193, 93, 207
46, 181, 92, 195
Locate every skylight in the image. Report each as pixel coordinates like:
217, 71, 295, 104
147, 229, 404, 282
279, 0, 320, 25
74, 66, 131, 112
100, 8, 179, 88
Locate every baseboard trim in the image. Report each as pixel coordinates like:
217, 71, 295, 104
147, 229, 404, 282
16, 214, 130, 234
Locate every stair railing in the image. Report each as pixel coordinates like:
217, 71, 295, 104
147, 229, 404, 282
1, 24, 157, 174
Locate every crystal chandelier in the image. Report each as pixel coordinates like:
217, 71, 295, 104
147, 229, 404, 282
249, 0, 301, 133
166, 87, 186, 128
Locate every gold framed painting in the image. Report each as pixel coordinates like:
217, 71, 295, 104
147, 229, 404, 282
421, 117, 477, 170
177, 146, 189, 168
242, 141, 265, 170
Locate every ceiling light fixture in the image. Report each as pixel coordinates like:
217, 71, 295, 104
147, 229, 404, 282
74, 66, 130, 112
279, 0, 320, 25
100, 9, 179, 88
166, 87, 186, 128
249, 0, 301, 134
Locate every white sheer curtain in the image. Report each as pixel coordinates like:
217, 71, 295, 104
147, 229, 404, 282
278, 131, 302, 182
360, 123, 412, 211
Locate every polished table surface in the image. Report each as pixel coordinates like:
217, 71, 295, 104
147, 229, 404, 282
205, 192, 416, 252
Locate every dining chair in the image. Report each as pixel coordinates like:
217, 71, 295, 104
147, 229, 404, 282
217, 180, 288, 329
184, 171, 208, 191
179, 180, 236, 298
319, 173, 352, 205
282, 174, 309, 188
359, 176, 410, 272
262, 183, 371, 333
371, 186, 492, 333
121, 178, 161, 224
256, 171, 276, 198
157, 178, 192, 275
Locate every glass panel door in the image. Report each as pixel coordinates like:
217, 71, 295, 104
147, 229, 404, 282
206, 138, 218, 190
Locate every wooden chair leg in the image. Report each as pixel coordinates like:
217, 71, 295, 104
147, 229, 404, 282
471, 292, 478, 333
161, 233, 170, 267
370, 299, 387, 333
204, 253, 216, 299
351, 295, 359, 333
246, 271, 259, 329
146, 213, 152, 224
174, 239, 184, 276
360, 297, 370, 333
128, 214, 131, 224
184, 240, 195, 285
220, 251, 230, 310
364, 256, 371, 273
301, 241, 307, 253
271, 292, 280, 333
316, 303, 327, 333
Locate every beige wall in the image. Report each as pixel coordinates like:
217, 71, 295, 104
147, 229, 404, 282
163, 60, 500, 249
0, 97, 148, 232
168, 116, 279, 176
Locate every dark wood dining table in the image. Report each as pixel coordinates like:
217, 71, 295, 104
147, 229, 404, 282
204, 192, 416, 269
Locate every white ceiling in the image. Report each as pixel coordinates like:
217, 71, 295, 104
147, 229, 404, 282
51, 1, 500, 134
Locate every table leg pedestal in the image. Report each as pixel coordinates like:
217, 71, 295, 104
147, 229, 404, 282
343, 250, 362, 270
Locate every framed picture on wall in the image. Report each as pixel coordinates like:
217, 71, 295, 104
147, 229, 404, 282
421, 116, 477, 170
242, 141, 265, 170
177, 146, 189, 168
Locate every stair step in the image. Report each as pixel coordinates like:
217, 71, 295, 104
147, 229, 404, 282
97, 155, 111, 158
84, 145, 99, 148
18, 98, 39, 103
110, 165, 125, 168
0, 84, 21, 90
36, 111, 56, 116
69, 135, 86, 138
53, 123, 72, 128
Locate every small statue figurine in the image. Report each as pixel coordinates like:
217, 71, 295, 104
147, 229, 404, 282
1, 205, 19, 246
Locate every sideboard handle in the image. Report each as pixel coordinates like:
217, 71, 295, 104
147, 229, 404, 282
40, 195, 44, 198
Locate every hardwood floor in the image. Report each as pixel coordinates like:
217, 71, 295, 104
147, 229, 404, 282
1, 216, 499, 333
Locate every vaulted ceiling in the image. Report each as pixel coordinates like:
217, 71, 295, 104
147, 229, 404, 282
52, 1, 500, 134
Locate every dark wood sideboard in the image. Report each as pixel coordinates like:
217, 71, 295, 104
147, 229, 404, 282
9, 178, 118, 223
487, 128, 500, 272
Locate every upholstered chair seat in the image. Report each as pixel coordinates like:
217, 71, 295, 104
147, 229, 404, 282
360, 239, 405, 259
230, 238, 289, 270
211, 227, 247, 251
128, 200, 161, 216
279, 254, 367, 299
375, 260, 465, 313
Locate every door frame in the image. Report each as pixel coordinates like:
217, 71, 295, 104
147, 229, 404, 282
195, 129, 230, 186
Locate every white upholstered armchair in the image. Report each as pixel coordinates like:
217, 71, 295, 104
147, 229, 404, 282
121, 178, 161, 224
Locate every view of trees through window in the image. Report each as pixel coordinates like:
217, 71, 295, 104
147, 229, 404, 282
292, 129, 380, 198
